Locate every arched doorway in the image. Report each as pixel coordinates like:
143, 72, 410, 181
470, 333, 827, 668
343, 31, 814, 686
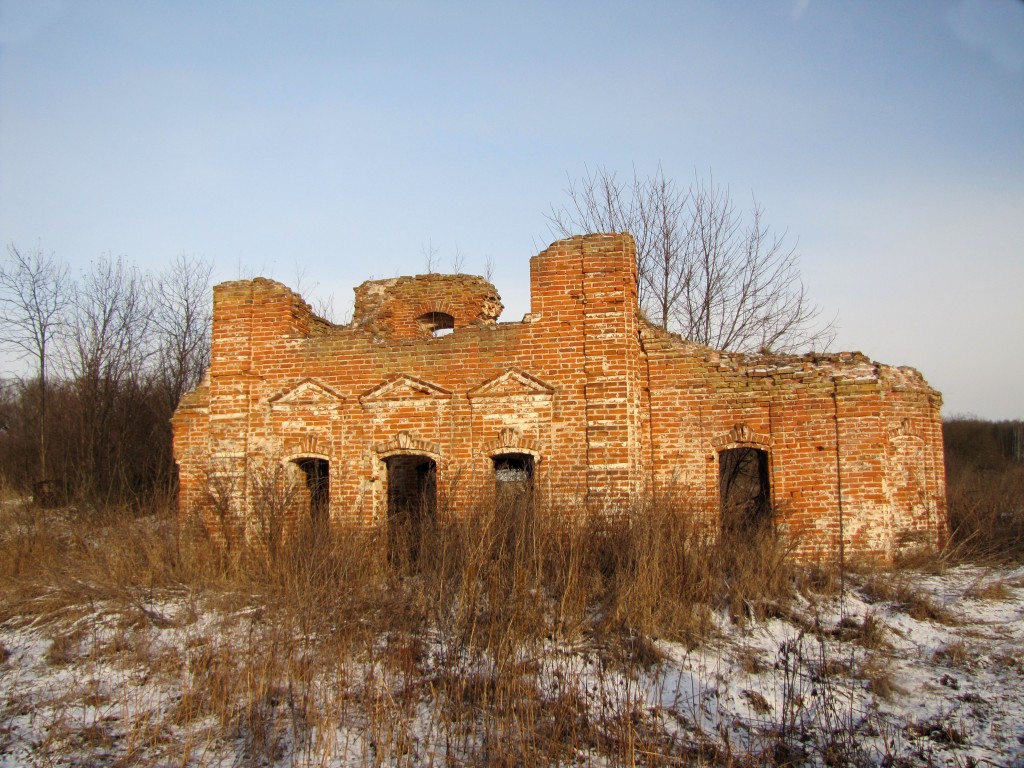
491, 452, 537, 550
292, 457, 330, 523
719, 447, 771, 535
384, 454, 437, 563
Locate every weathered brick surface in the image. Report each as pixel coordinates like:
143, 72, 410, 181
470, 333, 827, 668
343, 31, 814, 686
172, 234, 946, 562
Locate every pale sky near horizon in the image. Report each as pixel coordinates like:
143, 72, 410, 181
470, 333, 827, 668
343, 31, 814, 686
1, 0, 1022, 419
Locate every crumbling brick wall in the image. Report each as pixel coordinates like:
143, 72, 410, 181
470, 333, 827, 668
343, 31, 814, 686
641, 335, 945, 561
172, 233, 946, 562
352, 273, 503, 339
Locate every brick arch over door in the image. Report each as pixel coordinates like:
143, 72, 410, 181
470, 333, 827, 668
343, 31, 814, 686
710, 423, 775, 533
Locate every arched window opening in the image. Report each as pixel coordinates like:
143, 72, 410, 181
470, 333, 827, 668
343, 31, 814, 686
293, 457, 329, 523
417, 311, 455, 338
384, 454, 437, 564
719, 447, 771, 536
493, 452, 535, 503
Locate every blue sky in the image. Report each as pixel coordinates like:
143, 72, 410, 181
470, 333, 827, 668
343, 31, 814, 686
1, 0, 1022, 418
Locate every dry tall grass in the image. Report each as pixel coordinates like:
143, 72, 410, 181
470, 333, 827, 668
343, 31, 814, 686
1, 488, 818, 765
946, 463, 1024, 561
944, 418, 1024, 562
5, 420, 1023, 765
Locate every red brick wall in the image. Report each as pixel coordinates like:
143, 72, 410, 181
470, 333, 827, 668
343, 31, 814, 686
640, 334, 946, 561
172, 233, 947, 562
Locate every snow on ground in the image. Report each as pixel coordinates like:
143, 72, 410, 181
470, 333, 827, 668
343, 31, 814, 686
2, 564, 1023, 766
645, 564, 1024, 766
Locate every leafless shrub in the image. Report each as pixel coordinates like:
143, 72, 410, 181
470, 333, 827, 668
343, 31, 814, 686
907, 713, 967, 747
932, 640, 973, 668
902, 592, 957, 625
203, 465, 244, 564
858, 656, 906, 702
859, 573, 958, 625
965, 578, 1011, 600
45, 630, 83, 666
736, 646, 768, 675
248, 464, 302, 567
832, 611, 890, 650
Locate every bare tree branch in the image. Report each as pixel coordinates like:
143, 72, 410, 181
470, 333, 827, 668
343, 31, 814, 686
546, 168, 836, 353
153, 254, 213, 408
0, 244, 70, 480
65, 255, 155, 499
423, 240, 439, 274
450, 246, 466, 274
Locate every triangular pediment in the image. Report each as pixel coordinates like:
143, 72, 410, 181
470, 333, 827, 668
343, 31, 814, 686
468, 369, 554, 398
269, 378, 346, 408
360, 374, 452, 403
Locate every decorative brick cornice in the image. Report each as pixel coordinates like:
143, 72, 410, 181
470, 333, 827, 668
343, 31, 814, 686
360, 374, 452, 403
269, 378, 346, 408
468, 369, 554, 399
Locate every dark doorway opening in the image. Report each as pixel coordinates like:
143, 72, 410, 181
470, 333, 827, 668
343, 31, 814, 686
293, 458, 330, 523
492, 453, 536, 547
719, 448, 771, 535
385, 455, 437, 564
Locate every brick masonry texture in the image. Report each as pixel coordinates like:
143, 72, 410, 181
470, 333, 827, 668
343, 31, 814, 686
172, 234, 947, 563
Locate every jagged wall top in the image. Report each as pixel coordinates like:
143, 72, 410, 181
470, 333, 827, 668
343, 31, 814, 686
352, 273, 503, 339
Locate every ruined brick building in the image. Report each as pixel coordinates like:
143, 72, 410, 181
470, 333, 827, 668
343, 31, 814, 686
172, 234, 947, 562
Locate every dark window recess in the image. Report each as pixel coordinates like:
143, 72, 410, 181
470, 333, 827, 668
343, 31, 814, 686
494, 453, 534, 485
385, 455, 437, 564
719, 448, 771, 535
417, 311, 455, 338
293, 458, 329, 523
493, 452, 534, 503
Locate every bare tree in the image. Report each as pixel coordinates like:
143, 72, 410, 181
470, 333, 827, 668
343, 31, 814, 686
0, 248, 209, 503
65, 255, 154, 499
67, 255, 153, 387
546, 167, 835, 353
450, 246, 466, 274
636, 170, 690, 331
153, 254, 213, 409
0, 244, 70, 482
291, 263, 338, 324
422, 240, 439, 274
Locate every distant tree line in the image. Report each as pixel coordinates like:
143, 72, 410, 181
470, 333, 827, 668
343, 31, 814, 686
0, 244, 212, 506
943, 416, 1024, 560
943, 417, 1024, 470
